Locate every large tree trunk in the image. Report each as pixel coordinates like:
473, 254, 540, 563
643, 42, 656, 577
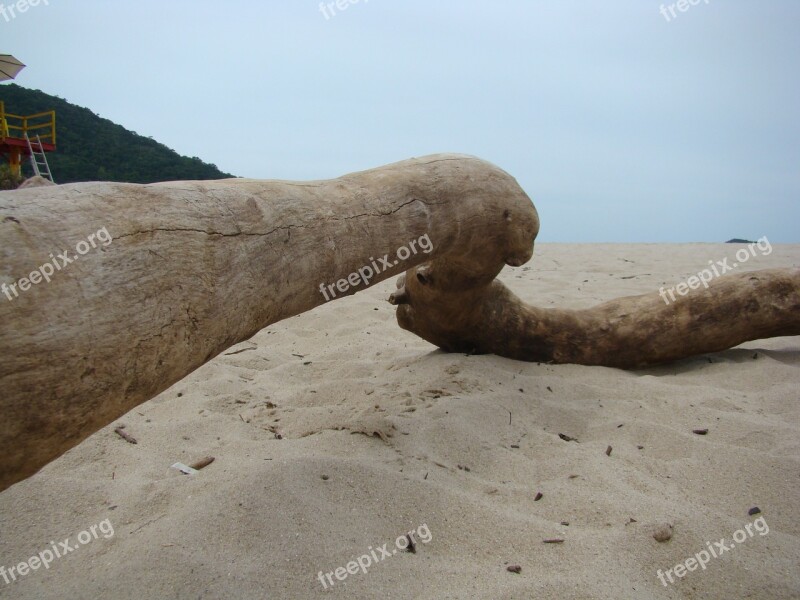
0, 154, 538, 492
1, 154, 797, 492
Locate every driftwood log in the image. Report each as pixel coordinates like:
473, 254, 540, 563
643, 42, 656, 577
391, 266, 800, 367
0, 154, 798, 492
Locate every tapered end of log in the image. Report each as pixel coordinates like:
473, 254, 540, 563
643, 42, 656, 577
393, 261, 800, 368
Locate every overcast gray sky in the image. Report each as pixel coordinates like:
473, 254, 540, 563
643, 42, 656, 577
3, 1, 798, 242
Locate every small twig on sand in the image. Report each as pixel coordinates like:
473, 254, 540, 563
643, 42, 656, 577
114, 425, 137, 444
189, 456, 215, 471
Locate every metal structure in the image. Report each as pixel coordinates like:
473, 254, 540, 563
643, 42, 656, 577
0, 100, 56, 179
24, 132, 54, 182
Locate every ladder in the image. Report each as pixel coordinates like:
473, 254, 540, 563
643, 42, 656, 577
24, 132, 55, 183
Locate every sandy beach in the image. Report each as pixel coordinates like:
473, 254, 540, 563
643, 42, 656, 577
0, 243, 798, 600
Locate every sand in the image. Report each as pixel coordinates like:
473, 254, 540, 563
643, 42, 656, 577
1, 243, 798, 600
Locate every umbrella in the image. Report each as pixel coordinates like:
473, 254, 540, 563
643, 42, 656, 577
0, 55, 25, 82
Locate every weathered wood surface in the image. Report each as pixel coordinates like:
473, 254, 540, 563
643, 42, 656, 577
392, 265, 800, 367
0, 154, 538, 491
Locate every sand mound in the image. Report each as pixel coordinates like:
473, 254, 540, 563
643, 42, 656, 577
1, 243, 798, 599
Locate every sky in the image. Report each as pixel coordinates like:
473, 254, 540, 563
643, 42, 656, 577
2, 0, 798, 242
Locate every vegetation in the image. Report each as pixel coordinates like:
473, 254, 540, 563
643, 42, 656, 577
0, 163, 23, 190
0, 84, 234, 184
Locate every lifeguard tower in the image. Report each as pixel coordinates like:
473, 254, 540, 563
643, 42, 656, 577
0, 100, 56, 182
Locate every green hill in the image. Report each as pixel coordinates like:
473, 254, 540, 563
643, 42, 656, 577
0, 84, 234, 184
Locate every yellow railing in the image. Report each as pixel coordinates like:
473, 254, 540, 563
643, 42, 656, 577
0, 101, 7, 139
0, 100, 56, 146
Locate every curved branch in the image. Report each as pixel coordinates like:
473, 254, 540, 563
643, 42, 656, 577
394, 265, 800, 368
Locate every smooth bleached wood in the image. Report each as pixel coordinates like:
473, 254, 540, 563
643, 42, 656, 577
0, 154, 538, 491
